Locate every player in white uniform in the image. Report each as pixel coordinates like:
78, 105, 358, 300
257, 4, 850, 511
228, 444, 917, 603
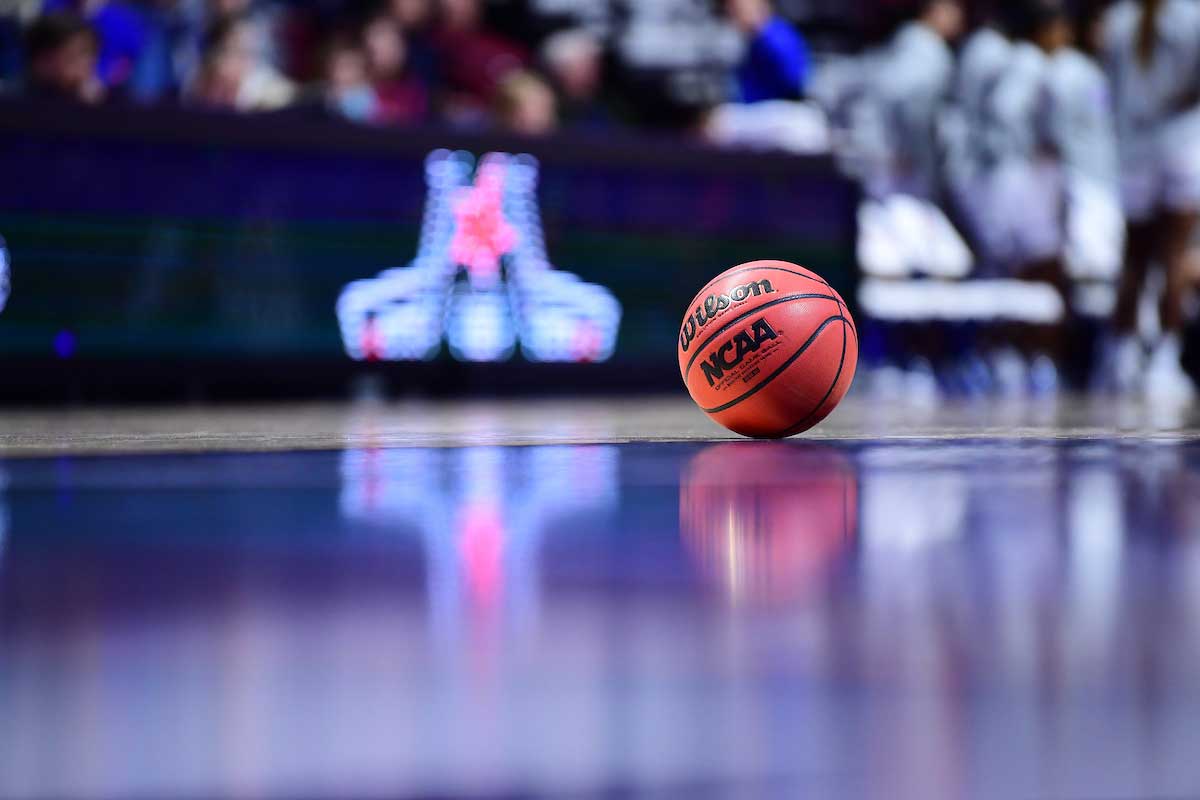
981, 31, 1058, 274
852, 0, 972, 282
944, 22, 1013, 264
960, 3, 1120, 392
1039, 19, 1125, 284
1100, 0, 1200, 399
869, 1, 963, 201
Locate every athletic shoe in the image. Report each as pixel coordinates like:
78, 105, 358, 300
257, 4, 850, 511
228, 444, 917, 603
990, 347, 1028, 398
1144, 335, 1196, 404
1093, 335, 1145, 396
905, 358, 941, 406
1028, 354, 1061, 397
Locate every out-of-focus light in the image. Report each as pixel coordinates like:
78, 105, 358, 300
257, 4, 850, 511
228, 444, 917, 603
336, 150, 621, 364
0, 233, 9, 313
338, 445, 619, 634
53, 330, 76, 359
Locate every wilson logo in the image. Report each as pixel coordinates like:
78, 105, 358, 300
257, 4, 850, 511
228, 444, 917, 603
700, 317, 778, 387
679, 279, 775, 353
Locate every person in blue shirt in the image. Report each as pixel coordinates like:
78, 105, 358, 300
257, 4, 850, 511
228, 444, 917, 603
725, 0, 810, 103
43, 0, 149, 95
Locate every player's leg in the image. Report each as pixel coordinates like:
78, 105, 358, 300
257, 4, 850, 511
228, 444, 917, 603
1112, 219, 1156, 336
1144, 118, 1200, 399
1006, 158, 1069, 395
1101, 218, 1156, 393
1098, 140, 1164, 394
1145, 208, 1200, 399
1160, 209, 1199, 332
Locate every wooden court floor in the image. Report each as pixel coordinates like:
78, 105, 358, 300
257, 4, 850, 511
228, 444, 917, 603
1, 394, 1198, 457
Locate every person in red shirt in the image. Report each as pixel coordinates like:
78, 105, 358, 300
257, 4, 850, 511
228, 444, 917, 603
362, 12, 429, 125
432, 0, 528, 125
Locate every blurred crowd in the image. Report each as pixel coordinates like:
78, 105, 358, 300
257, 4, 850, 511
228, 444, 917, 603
0, 0, 831, 135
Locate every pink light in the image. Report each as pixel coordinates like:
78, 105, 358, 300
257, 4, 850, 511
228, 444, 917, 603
458, 503, 505, 611
449, 166, 518, 287
360, 316, 385, 361
569, 320, 604, 362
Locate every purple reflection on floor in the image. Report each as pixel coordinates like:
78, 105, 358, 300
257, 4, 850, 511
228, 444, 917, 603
1, 441, 1199, 798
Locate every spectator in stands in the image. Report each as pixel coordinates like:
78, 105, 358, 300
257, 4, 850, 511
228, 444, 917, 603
42, 0, 148, 94
0, 14, 21, 90
362, 12, 428, 124
724, 0, 810, 102
206, 0, 281, 62
389, 0, 434, 31
24, 12, 104, 104
433, 0, 528, 125
123, 0, 192, 102
493, 69, 557, 136
187, 15, 295, 111
320, 32, 378, 124
384, 0, 438, 84
540, 28, 610, 129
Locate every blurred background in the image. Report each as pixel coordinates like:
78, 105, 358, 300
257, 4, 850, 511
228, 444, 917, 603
6, 4, 1200, 797
0, 0, 1198, 403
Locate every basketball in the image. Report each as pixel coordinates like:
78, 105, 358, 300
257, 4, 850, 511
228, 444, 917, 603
678, 260, 857, 438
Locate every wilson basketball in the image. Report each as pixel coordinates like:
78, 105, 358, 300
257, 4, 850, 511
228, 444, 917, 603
678, 260, 857, 438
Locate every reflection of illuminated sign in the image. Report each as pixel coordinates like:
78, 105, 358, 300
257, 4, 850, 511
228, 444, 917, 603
0, 234, 9, 314
337, 151, 621, 363
339, 446, 618, 631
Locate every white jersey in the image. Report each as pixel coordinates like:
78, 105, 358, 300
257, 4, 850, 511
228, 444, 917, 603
1039, 48, 1120, 188
1101, 0, 1200, 217
956, 27, 1013, 121
987, 42, 1049, 163
1101, 0, 1200, 147
950, 27, 1014, 175
870, 21, 957, 198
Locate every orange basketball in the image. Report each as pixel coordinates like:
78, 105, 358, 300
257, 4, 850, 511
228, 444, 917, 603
678, 260, 857, 438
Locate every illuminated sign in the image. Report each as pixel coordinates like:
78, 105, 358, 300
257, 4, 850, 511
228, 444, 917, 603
337, 151, 621, 363
0, 234, 9, 314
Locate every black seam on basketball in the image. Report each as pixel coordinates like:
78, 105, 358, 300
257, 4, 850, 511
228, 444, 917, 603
685, 266, 833, 312
839, 301, 858, 343
700, 314, 847, 414
682, 293, 838, 378
827, 289, 857, 339
777, 318, 849, 438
